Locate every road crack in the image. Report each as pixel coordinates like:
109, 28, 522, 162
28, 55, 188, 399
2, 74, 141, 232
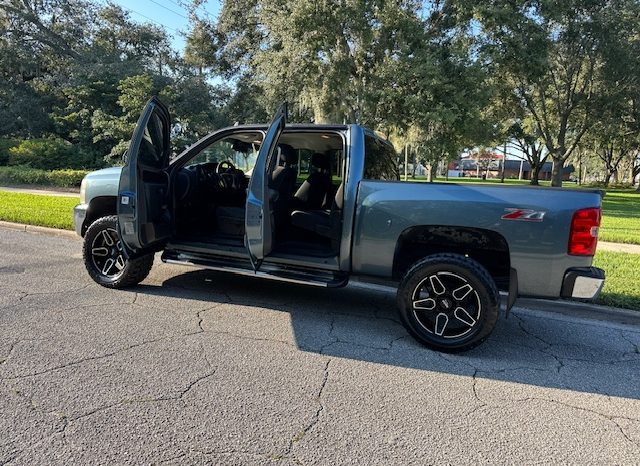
285, 358, 331, 462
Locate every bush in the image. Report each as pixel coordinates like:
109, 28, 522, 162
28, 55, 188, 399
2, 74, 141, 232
0, 166, 89, 188
7, 137, 99, 170
8, 138, 73, 170
47, 169, 88, 187
0, 138, 19, 166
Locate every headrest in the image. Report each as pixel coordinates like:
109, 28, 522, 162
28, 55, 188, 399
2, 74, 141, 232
279, 144, 297, 165
311, 152, 330, 170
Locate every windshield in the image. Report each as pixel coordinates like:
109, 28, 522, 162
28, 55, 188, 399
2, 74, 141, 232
185, 131, 263, 175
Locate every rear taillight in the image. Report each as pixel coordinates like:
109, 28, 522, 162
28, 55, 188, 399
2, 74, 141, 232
568, 207, 601, 256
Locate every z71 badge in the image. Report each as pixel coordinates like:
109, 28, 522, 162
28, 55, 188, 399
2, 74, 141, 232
501, 208, 546, 221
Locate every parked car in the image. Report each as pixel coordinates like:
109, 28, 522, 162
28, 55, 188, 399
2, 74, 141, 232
74, 97, 605, 352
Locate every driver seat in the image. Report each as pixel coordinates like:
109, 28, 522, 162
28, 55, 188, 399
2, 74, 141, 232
215, 163, 247, 237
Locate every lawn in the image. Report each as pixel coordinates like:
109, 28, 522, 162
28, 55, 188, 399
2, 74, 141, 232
593, 250, 640, 311
0, 191, 78, 230
599, 190, 640, 244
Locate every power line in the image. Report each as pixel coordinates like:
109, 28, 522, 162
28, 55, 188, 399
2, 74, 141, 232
146, 0, 189, 20
163, 0, 189, 11
164, 0, 219, 23
100, 0, 180, 34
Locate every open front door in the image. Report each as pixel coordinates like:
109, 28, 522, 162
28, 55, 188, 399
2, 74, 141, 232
117, 96, 172, 256
245, 102, 287, 269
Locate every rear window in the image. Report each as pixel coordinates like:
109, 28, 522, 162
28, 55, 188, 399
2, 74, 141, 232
363, 135, 399, 181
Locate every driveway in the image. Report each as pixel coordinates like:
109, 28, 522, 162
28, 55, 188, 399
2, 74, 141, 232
1, 227, 639, 465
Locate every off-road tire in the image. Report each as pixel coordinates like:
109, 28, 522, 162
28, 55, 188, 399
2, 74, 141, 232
397, 253, 500, 353
82, 215, 154, 288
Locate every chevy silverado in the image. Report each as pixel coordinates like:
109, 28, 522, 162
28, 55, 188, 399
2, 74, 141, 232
74, 98, 605, 352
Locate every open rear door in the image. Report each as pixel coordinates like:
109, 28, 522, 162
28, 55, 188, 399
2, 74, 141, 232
117, 96, 172, 256
245, 102, 287, 269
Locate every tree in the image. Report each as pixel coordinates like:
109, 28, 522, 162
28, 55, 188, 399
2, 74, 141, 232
508, 122, 548, 185
184, 13, 220, 76
217, 0, 427, 125
451, 0, 639, 186
91, 74, 159, 162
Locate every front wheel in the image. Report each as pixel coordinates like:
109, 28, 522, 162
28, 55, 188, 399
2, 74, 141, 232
397, 254, 500, 353
82, 215, 154, 288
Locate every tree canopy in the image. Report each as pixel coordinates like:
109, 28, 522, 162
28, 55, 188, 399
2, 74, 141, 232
0, 0, 638, 188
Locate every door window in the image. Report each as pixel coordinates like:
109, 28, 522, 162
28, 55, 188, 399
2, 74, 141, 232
138, 113, 166, 168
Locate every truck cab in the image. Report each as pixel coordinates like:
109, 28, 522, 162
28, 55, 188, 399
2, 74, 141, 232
81, 98, 391, 288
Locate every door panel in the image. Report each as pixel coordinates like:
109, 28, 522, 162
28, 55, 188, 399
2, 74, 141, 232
245, 103, 287, 268
117, 97, 172, 255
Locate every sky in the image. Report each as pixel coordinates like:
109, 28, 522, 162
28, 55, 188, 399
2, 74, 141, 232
109, 0, 222, 52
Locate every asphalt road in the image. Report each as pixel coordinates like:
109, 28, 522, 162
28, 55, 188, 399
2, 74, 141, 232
1, 227, 639, 465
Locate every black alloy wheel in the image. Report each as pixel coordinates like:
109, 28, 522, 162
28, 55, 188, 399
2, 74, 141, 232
397, 254, 500, 352
82, 216, 154, 288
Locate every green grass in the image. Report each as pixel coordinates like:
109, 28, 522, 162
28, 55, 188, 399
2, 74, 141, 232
593, 250, 640, 310
0, 191, 78, 230
599, 190, 640, 245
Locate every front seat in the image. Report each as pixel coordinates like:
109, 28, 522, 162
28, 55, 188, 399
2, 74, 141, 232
292, 152, 332, 211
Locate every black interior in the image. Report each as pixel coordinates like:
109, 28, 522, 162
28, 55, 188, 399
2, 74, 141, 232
171, 133, 344, 258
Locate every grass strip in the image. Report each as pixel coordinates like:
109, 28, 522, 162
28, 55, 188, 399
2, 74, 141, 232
593, 250, 640, 311
0, 191, 78, 230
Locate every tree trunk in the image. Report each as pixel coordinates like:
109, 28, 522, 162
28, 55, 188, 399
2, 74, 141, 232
411, 149, 417, 179
550, 158, 563, 187
403, 145, 408, 181
530, 163, 542, 185
604, 172, 611, 187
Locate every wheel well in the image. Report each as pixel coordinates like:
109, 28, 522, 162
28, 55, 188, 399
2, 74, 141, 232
392, 226, 511, 291
82, 196, 117, 236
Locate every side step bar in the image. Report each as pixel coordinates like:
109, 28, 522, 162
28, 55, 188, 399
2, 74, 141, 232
161, 250, 349, 288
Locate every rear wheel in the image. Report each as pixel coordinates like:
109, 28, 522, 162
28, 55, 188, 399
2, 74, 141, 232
397, 254, 499, 353
82, 215, 154, 288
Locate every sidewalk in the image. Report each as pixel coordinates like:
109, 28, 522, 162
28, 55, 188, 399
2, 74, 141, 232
0, 185, 79, 198
598, 241, 640, 254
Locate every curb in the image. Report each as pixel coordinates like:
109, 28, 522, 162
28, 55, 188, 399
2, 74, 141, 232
0, 221, 79, 240
351, 281, 639, 326
514, 297, 640, 327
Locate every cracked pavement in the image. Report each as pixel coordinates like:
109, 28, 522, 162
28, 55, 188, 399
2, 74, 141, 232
1, 227, 639, 465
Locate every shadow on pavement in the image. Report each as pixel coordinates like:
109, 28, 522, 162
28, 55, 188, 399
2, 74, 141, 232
134, 268, 640, 401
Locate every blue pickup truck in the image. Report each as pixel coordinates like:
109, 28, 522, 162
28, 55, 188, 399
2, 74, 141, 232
74, 98, 605, 352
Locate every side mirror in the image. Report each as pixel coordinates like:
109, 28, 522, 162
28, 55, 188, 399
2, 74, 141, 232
122, 150, 128, 164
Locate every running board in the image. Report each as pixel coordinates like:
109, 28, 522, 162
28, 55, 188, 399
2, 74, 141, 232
161, 251, 349, 288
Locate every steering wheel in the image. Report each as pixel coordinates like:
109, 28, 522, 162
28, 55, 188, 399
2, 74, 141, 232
216, 160, 236, 174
